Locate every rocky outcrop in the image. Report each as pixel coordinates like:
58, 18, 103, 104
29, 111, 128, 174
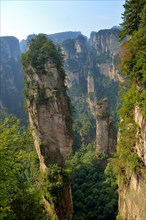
119, 107, 146, 219
96, 99, 116, 154
0, 36, 26, 121
22, 36, 73, 220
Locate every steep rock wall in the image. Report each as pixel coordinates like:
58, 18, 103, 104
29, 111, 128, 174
119, 107, 146, 219
0, 36, 26, 120
61, 35, 88, 88
119, 172, 146, 220
90, 29, 122, 82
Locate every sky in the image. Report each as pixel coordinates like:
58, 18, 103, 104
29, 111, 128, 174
1, 0, 125, 41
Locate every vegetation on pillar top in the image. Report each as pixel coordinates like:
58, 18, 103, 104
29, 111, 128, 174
21, 34, 65, 80
119, 0, 145, 40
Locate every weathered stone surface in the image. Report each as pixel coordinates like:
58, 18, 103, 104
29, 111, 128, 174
119, 172, 146, 220
135, 106, 146, 166
24, 54, 73, 219
96, 99, 116, 154
0, 36, 26, 120
119, 107, 146, 219
86, 73, 96, 116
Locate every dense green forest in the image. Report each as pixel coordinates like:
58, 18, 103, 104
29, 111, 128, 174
0, 115, 50, 219
69, 144, 118, 220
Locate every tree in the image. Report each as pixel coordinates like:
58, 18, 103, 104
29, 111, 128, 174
119, 0, 145, 40
112, 2, 146, 182
0, 115, 48, 219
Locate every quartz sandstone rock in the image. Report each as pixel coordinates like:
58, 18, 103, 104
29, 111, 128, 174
96, 99, 116, 154
119, 107, 146, 219
86, 73, 96, 116
23, 38, 73, 219
0, 36, 26, 120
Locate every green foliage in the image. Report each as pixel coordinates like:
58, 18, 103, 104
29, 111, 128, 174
71, 95, 96, 148
21, 34, 65, 78
112, 2, 146, 182
0, 115, 48, 219
95, 75, 120, 125
119, 0, 145, 40
68, 143, 118, 220
42, 164, 72, 206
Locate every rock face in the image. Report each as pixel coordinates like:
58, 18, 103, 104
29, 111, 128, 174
86, 73, 96, 116
26, 63, 73, 168
119, 107, 146, 219
22, 36, 73, 220
119, 172, 146, 220
134, 107, 146, 166
96, 99, 116, 154
0, 36, 26, 121
61, 34, 88, 89
90, 29, 122, 81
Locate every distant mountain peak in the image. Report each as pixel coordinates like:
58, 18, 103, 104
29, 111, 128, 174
111, 25, 122, 30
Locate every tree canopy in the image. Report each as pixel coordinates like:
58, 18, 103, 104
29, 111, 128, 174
119, 0, 145, 40
0, 115, 49, 219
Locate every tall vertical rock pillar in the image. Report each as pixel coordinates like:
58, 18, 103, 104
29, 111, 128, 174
96, 98, 116, 154
96, 99, 109, 153
22, 35, 73, 220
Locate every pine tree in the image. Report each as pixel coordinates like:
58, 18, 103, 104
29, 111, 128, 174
119, 0, 145, 40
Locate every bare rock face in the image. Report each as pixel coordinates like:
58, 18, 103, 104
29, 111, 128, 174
119, 172, 146, 220
26, 64, 73, 168
22, 35, 73, 220
86, 73, 96, 116
61, 35, 88, 89
96, 99, 116, 154
135, 106, 146, 166
0, 36, 26, 120
119, 107, 146, 219
90, 29, 123, 82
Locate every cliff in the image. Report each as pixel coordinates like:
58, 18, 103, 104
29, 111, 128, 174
21, 35, 73, 220
118, 107, 146, 219
116, 3, 146, 217
61, 34, 88, 88
90, 29, 122, 81
0, 36, 26, 121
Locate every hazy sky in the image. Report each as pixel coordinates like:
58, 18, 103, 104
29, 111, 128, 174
1, 0, 125, 41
